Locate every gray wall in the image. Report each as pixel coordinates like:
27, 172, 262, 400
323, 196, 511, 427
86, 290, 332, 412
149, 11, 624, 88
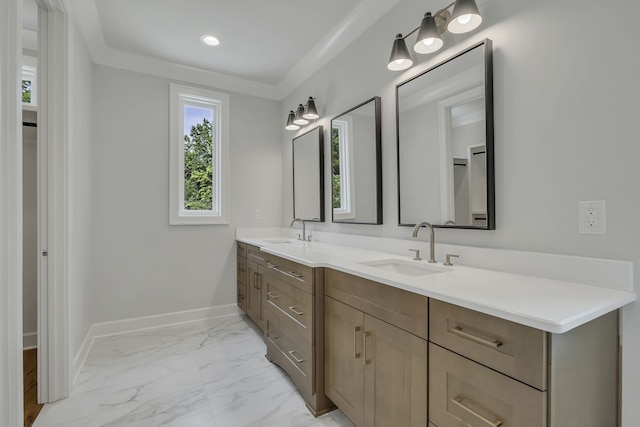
280, 0, 640, 423
89, 65, 283, 323
68, 19, 95, 359
22, 125, 37, 343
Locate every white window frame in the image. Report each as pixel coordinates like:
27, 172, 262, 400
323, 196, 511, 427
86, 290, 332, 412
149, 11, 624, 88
332, 118, 356, 220
169, 83, 229, 225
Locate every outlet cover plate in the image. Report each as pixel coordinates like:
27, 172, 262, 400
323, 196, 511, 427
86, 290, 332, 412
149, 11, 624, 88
579, 200, 606, 234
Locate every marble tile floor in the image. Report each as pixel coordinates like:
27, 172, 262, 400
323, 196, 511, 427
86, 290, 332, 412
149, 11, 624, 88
34, 314, 355, 427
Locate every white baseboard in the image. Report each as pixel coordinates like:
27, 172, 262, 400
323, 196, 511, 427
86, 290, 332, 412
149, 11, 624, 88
23, 332, 37, 350
72, 304, 241, 385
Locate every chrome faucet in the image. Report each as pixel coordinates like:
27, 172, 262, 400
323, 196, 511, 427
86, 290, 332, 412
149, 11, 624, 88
412, 221, 437, 263
290, 218, 308, 241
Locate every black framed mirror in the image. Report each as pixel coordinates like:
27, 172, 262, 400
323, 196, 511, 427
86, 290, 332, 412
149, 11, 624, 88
330, 96, 382, 224
293, 126, 324, 221
397, 39, 494, 229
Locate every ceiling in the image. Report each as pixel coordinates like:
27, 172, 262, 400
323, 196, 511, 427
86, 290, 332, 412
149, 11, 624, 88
64, 0, 402, 99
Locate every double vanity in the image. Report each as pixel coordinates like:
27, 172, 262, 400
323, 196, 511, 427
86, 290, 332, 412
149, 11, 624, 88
236, 230, 635, 427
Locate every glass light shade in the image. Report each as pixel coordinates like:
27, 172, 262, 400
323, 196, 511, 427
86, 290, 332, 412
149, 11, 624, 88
285, 111, 300, 130
387, 33, 413, 71
414, 13, 443, 54
302, 97, 319, 120
448, 0, 482, 34
293, 104, 309, 125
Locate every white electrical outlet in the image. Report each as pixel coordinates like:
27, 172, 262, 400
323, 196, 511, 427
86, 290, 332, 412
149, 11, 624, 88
579, 201, 606, 234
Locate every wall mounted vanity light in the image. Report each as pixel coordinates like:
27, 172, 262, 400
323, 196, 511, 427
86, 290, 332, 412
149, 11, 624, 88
387, 0, 482, 71
285, 97, 319, 130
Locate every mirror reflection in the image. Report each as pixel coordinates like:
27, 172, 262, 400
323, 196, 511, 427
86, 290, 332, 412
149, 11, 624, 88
331, 96, 382, 224
397, 39, 494, 229
293, 126, 324, 221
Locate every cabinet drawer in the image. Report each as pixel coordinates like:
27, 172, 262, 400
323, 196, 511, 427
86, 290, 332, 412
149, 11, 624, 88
266, 317, 312, 386
237, 257, 247, 285
265, 254, 314, 293
266, 278, 313, 342
430, 343, 546, 427
430, 300, 547, 390
324, 269, 428, 339
247, 245, 266, 265
237, 241, 247, 258
237, 282, 247, 312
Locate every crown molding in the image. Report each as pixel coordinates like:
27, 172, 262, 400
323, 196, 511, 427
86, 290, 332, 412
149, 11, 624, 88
70, 0, 398, 100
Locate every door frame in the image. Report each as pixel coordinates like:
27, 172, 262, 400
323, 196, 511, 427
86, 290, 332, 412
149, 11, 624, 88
0, 0, 25, 424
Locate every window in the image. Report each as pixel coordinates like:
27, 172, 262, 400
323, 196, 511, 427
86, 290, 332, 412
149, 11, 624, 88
331, 118, 356, 219
22, 64, 37, 107
169, 83, 229, 224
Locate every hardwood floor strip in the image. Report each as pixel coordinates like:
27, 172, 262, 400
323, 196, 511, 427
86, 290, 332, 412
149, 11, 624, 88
23, 349, 43, 427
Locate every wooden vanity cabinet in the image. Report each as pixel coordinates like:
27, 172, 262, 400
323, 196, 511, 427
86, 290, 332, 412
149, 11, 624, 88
429, 299, 619, 427
246, 244, 266, 331
324, 269, 428, 427
263, 253, 333, 416
236, 242, 247, 312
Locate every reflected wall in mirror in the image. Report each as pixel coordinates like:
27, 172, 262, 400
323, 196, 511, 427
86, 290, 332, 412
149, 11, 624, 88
331, 96, 382, 224
397, 39, 494, 229
293, 126, 324, 221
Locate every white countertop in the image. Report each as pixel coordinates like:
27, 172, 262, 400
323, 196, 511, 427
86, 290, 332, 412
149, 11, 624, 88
237, 235, 636, 334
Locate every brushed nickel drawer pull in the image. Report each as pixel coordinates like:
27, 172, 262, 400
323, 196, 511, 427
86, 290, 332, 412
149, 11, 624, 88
267, 330, 279, 339
288, 350, 304, 363
266, 263, 305, 282
288, 306, 304, 316
353, 326, 361, 358
363, 331, 371, 366
451, 396, 502, 427
253, 272, 257, 288
267, 291, 279, 299
452, 326, 502, 348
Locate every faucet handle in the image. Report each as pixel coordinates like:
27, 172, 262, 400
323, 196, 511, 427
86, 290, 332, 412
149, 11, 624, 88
409, 249, 422, 261
306, 234, 312, 242
444, 253, 459, 266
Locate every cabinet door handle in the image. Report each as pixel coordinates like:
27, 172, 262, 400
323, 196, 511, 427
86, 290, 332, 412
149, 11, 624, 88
256, 274, 262, 290
353, 326, 361, 358
288, 306, 304, 316
451, 396, 503, 427
363, 331, 371, 366
287, 270, 303, 279
288, 350, 304, 363
267, 291, 279, 300
267, 330, 279, 339
252, 272, 258, 288
451, 326, 502, 348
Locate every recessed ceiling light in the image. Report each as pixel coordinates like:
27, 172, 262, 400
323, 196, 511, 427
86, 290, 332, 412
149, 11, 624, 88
200, 35, 220, 46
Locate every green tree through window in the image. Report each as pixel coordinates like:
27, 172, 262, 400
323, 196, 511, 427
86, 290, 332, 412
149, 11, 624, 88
22, 80, 32, 103
184, 118, 213, 210
332, 127, 341, 208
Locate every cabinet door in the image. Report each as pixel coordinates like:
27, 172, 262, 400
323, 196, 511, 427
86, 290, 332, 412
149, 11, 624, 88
325, 296, 365, 426
364, 314, 427, 427
247, 260, 262, 328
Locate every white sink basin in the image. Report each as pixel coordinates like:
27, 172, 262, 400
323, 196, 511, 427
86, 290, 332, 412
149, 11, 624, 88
360, 259, 448, 276
263, 238, 296, 244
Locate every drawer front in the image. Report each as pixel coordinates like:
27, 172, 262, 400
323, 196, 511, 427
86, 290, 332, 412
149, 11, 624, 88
430, 300, 547, 390
237, 282, 247, 312
237, 241, 247, 258
430, 343, 547, 427
247, 245, 266, 265
324, 269, 428, 339
266, 278, 313, 343
265, 254, 314, 293
237, 257, 247, 285
266, 317, 312, 383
